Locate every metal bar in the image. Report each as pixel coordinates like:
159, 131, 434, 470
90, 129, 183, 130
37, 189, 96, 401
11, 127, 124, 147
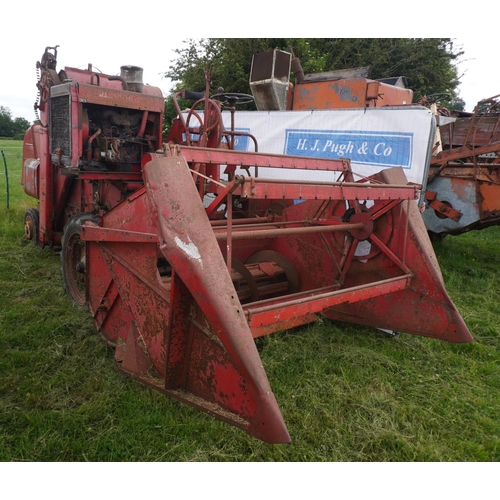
337, 235, 357, 284
214, 219, 325, 230
226, 192, 233, 272
214, 222, 365, 241
431, 142, 500, 164
1, 151, 9, 209
178, 146, 352, 172
369, 231, 411, 275
78, 172, 143, 181
312, 199, 331, 220
250, 177, 417, 189
370, 199, 401, 220
210, 217, 269, 227
190, 168, 227, 189
319, 232, 343, 276
98, 242, 169, 301
222, 130, 259, 154
205, 179, 241, 217
81, 225, 158, 243
443, 162, 500, 168
239, 178, 419, 201
92, 279, 119, 323
402, 199, 410, 268
245, 275, 411, 327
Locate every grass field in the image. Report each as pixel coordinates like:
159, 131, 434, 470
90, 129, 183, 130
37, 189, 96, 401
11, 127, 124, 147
1, 138, 499, 463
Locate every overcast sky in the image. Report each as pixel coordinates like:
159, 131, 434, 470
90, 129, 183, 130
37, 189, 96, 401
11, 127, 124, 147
1, 3, 495, 124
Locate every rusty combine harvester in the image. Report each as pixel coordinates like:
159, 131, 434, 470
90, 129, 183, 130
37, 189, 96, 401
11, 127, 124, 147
422, 95, 500, 238
22, 46, 472, 444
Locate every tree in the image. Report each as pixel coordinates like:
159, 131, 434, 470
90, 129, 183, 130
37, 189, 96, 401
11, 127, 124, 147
164, 39, 327, 125
0, 106, 14, 137
164, 38, 464, 125
304, 38, 463, 101
0, 106, 31, 139
13, 117, 31, 137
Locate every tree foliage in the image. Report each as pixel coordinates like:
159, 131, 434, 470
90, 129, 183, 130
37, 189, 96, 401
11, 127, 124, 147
164, 38, 464, 122
0, 106, 31, 139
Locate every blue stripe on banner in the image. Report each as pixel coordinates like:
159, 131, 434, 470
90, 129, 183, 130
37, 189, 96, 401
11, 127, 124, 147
284, 129, 413, 169
222, 128, 250, 151
183, 128, 250, 151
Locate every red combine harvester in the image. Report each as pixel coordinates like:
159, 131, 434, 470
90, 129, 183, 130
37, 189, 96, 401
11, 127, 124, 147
21, 46, 472, 444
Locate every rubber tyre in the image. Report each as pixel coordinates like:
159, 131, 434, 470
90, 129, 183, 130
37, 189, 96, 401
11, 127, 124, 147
61, 214, 96, 306
23, 208, 39, 244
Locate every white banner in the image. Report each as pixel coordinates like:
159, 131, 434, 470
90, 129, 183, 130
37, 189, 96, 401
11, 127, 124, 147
220, 106, 435, 189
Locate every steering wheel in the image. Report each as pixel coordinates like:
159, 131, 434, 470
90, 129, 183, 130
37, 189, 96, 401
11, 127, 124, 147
184, 97, 223, 148
211, 92, 255, 107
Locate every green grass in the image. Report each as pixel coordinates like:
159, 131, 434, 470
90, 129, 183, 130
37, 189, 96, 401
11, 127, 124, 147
1, 139, 499, 462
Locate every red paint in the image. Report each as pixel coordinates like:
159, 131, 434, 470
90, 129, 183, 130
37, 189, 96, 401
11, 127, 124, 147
21, 46, 473, 444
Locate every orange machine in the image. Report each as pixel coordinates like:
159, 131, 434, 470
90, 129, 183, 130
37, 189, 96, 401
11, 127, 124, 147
250, 49, 413, 111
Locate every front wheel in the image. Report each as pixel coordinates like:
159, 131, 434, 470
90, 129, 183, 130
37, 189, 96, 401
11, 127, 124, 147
61, 214, 96, 306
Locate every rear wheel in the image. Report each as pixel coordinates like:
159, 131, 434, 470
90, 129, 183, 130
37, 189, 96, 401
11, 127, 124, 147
23, 208, 39, 243
61, 214, 96, 306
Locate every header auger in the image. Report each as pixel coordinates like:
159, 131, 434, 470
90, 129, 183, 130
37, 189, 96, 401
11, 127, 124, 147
21, 46, 472, 443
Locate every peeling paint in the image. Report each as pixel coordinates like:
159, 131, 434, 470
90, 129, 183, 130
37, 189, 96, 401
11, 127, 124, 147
332, 82, 357, 102
174, 235, 202, 263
